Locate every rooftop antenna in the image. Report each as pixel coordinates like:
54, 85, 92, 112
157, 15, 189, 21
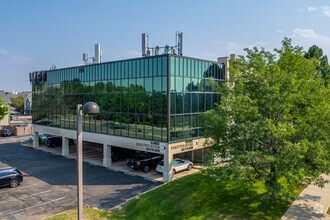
94, 44, 101, 64
141, 31, 183, 57
177, 32, 183, 56
82, 44, 102, 65
83, 53, 88, 65
142, 33, 149, 57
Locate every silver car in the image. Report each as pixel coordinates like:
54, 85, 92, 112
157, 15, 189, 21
29, 134, 48, 142
156, 158, 193, 174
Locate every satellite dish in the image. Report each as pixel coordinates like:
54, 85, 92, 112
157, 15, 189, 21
50, 65, 57, 70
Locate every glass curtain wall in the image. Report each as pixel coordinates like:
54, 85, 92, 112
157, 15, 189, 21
32, 55, 168, 142
32, 54, 225, 143
169, 56, 225, 142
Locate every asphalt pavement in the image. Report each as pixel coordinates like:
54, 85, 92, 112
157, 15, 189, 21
0, 136, 162, 220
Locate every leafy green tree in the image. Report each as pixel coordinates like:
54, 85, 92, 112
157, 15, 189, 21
202, 38, 330, 199
305, 45, 330, 84
10, 95, 26, 113
0, 98, 9, 120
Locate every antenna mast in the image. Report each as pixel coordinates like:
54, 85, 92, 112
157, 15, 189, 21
142, 31, 183, 57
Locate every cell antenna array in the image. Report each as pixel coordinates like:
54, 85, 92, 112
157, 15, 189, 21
142, 31, 183, 57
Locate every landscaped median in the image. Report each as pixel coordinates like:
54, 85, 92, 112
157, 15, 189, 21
44, 172, 303, 220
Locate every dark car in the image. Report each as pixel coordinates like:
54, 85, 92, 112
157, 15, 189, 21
0, 167, 23, 188
1, 129, 12, 137
127, 152, 163, 172
45, 136, 74, 147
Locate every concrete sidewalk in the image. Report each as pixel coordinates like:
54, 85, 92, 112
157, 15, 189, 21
282, 174, 330, 220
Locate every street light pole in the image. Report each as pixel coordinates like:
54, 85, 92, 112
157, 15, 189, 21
76, 104, 83, 220
76, 102, 99, 220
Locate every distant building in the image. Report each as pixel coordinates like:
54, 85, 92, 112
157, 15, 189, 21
24, 93, 32, 115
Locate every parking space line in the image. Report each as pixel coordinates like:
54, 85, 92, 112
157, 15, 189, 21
0, 183, 38, 194
2, 197, 66, 216
0, 190, 52, 205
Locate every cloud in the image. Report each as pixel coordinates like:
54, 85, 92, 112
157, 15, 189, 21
202, 52, 217, 60
307, 6, 317, 11
290, 28, 330, 55
11, 56, 33, 64
300, 5, 330, 16
214, 40, 225, 45
225, 42, 240, 53
322, 6, 330, 17
214, 41, 255, 54
255, 41, 268, 45
0, 49, 8, 55
298, 6, 318, 12
0, 55, 33, 65
124, 50, 140, 58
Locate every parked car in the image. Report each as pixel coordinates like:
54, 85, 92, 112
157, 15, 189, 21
0, 167, 23, 188
1, 129, 12, 137
156, 158, 193, 174
29, 134, 49, 142
127, 152, 163, 172
45, 136, 74, 148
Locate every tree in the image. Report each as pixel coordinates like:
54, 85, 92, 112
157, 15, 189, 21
10, 95, 26, 113
305, 45, 330, 84
0, 98, 9, 120
202, 38, 330, 199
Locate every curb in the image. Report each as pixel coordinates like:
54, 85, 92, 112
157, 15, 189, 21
110, 181, 166, 211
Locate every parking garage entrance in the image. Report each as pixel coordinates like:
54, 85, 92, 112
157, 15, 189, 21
32, 125, 207, 182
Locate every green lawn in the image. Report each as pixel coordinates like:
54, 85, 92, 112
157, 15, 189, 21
46, 172, 302, 220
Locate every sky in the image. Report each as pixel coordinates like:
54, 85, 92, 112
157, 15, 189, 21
1, 0, 330, 92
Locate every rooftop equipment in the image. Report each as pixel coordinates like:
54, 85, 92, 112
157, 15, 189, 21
82, 44, 102, 65
142, 31, 183, 57
94, 44, 101, 63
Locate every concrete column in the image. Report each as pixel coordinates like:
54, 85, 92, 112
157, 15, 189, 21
103, 144, 112, 167
217, 57, 230, 80
191, 150, 195, 162
33, 131, 39, 149
62, 137, 69, 156
218, 54, 238, 81
163, 147, 173, 182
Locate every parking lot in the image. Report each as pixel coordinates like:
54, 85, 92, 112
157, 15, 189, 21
0, 136, 161, 220
24, 138, 203, 182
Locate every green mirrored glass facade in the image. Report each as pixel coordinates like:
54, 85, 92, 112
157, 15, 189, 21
32, 54, 225, 143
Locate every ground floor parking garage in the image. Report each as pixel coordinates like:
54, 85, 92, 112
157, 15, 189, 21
32, 125, 207, 182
